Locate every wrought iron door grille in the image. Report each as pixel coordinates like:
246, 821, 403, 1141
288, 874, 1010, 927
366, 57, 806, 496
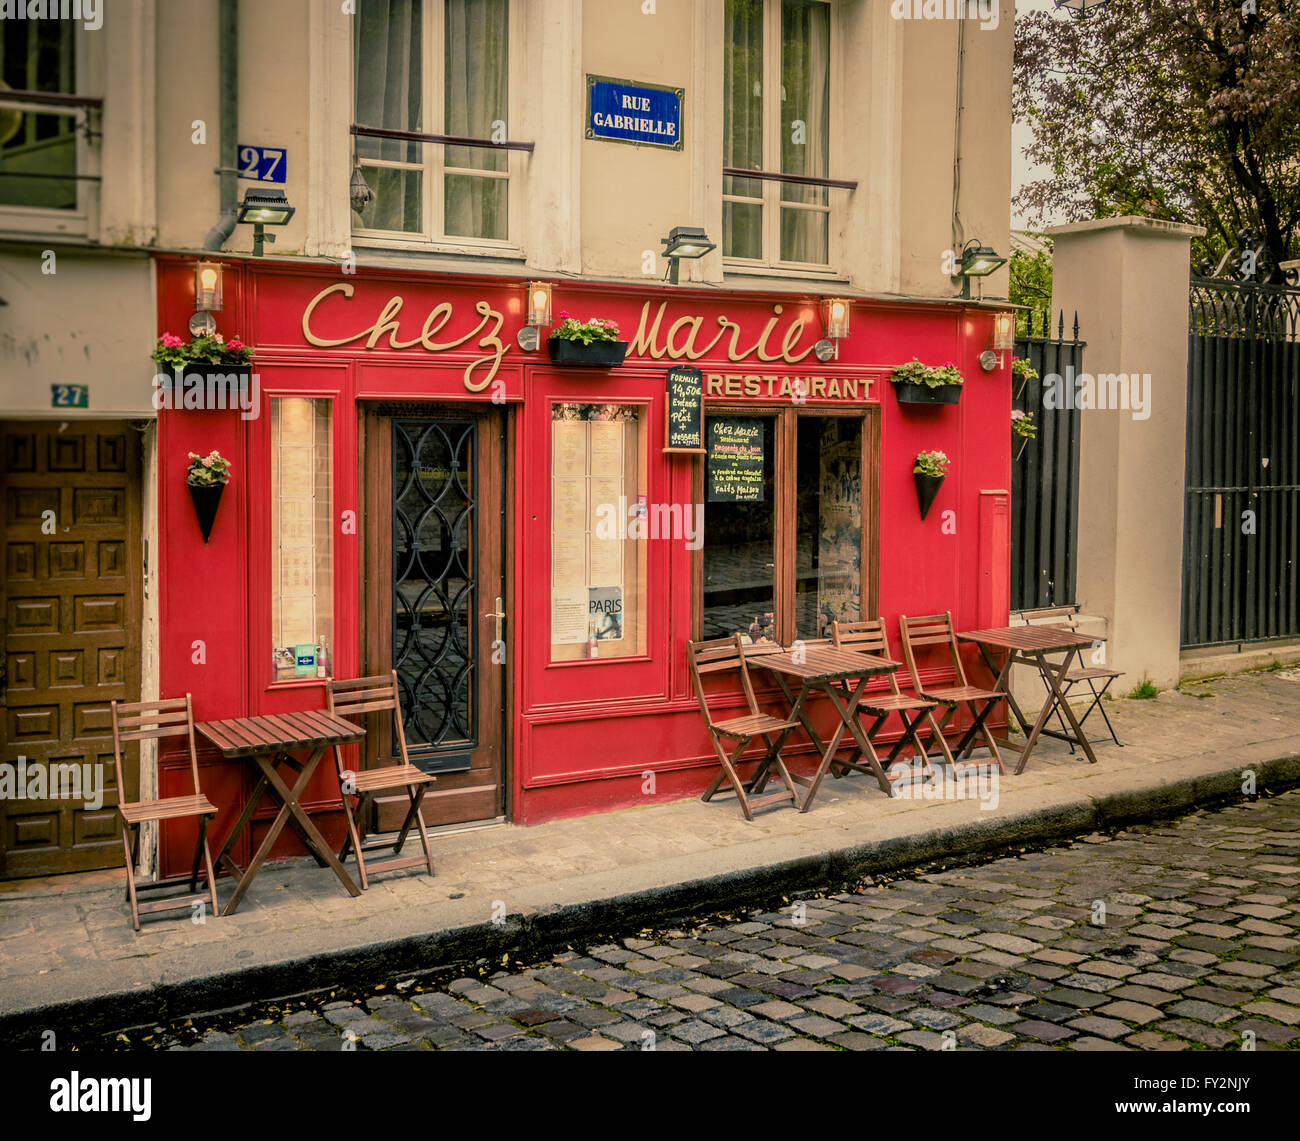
392, 418, 477, 753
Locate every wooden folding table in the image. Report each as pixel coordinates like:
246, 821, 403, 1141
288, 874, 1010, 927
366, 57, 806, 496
957, 625, 1101, 774
198, 710, 365, 915
755, 645, 901, 811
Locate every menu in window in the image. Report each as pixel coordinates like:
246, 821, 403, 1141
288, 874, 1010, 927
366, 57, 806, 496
707, 418, 765, 502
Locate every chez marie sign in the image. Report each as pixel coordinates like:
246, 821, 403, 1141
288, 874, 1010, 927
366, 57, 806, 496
298, 283, 877, 400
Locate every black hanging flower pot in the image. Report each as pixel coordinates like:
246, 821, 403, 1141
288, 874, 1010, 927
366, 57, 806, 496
894, 382, 962, 405
188, 481, 226, 543
914, 472, 945, 520
547, 338, 629, 367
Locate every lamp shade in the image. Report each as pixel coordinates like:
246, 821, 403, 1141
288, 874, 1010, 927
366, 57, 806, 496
527, 281, 553, 327
992, 311, 1015, 351
194, 260, 223, 312
823, 298, 851, 340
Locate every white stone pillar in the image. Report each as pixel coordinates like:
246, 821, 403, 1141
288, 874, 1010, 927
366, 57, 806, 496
1045, 216, 1204, 691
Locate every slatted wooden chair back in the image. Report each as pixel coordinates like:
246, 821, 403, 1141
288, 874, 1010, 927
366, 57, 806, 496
327, 670, 411, 768
110, 695, 200, 802
1019, 605, 1078, 630
831, 619, 904, 696
688, 635, 770, 723
898, 612, 968, 691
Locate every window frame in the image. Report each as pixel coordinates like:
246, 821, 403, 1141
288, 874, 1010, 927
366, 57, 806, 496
0, 21, 98, 238
692, 401, 878, 646
351, 0, 524, 257
721, 0, 841, 277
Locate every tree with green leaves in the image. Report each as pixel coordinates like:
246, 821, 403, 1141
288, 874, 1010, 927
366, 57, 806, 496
1015, 1, 1300, 280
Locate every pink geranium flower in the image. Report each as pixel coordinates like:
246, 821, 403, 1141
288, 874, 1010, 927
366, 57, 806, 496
161, 333, 183, 348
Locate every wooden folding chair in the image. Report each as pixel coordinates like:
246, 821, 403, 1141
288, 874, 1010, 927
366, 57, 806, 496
688, 634, 803, 820
109, 695, 219, 932
898, 612, 1006, 773
326, 671, 435, 889
1019, 606, 1124, 749
831, 619, 956, 778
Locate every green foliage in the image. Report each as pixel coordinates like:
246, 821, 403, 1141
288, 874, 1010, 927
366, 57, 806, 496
890, 359, 965, 389
152, 333, 253, 368
1127, 676, 1159, 700
1015, 2, 1300, 275
1011, 411, 1037, 440
551, 312, 621, 345
186, 451, 232, 487
1008, 243, 1053, 311
913, 450, 951, 479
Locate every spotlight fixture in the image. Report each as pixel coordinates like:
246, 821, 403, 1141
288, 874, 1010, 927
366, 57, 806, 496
955, 239, 1007, 299
660, 226, 716, 285
236, 188, 296, 256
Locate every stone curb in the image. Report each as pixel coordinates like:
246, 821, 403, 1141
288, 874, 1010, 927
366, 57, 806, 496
2, 750, 1297, 1043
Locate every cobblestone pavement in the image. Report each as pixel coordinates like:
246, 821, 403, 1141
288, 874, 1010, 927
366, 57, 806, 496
113, 790, 1300, 1052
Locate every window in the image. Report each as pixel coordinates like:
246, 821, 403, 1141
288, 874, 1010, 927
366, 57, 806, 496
0, 19, 90, 214
702, 409, 868, 643
550, 403, 648, 661
271, 398, 334, 682
353, 0, 512, 245
723, 0, 831, 268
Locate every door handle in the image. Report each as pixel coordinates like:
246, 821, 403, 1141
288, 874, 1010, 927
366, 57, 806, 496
485, 596, 506, 645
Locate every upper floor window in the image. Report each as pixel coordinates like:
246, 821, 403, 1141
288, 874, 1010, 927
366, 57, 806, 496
0, 18, 92, 220
353, 0, 512, 247
723, 0, 831, 269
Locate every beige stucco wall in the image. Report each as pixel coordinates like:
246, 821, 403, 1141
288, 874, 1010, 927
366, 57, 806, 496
0, 248, 157, 417
136, 0, 1013, 297
1048, 216, 1203, 692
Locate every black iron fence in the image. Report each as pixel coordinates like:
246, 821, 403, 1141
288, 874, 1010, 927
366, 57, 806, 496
1010, 309, 1084, 611
1182, 280, 1300, 647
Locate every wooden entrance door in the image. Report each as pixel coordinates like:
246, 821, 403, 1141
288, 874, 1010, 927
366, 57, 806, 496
1, 421, 142, 878
362, 406, 506, 828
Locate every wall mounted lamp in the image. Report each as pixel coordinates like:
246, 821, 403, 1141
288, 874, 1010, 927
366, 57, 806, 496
661, 226, 716, 285
980, 310, 1016, 371
194, 260, 224, 312
237, 188, 296, 257
526, 281, 553, 327
1054, 0, 1110, 17
955, 239, 1007, 299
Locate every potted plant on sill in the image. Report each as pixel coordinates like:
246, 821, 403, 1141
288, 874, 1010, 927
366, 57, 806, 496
913, 449, 950, 520
890, 358, 965, 405
153, 331, 254, 392
1012, 409, 1036, 461
187, 450, 232, 543
547, 311, 628, 367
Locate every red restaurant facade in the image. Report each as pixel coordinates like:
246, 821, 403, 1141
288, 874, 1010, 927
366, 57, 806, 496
153, 256, 1012, 877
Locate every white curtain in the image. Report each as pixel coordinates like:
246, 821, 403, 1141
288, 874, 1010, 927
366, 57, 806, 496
780, 0, 830, 264
444, 0, 509, 240
354, 0, 422, 231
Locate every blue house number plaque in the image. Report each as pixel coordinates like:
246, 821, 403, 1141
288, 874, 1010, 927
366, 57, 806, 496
586, 76, 683, 151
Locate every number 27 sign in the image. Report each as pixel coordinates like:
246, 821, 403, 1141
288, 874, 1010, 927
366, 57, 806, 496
238, 145, 287, 184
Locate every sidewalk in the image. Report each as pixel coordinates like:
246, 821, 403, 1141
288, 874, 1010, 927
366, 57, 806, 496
3, 670, 1299, 1040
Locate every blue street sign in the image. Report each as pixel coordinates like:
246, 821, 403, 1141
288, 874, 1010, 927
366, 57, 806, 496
51, 384, 88, 409
587, 76, 683, 150
238, 144, 287, 183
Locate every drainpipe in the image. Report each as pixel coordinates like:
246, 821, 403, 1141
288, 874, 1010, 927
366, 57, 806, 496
203, 0, 238, 251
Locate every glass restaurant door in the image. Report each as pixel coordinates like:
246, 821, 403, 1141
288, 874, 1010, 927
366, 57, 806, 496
362, 405, 507, 828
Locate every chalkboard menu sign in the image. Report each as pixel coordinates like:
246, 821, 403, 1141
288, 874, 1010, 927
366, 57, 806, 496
707, 418, 765, 502
663, 366, 705, 454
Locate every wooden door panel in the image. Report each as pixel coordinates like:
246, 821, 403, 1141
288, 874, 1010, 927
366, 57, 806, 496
364, 406, 506, 830
0, 422, 142, 879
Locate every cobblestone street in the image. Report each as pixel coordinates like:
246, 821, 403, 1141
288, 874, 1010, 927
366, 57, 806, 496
115, 789, 1300, 1053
